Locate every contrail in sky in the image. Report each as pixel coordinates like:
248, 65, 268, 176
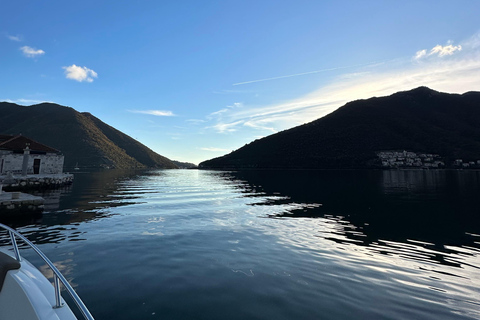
232, 60, 387, 86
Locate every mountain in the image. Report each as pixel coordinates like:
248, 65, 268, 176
0, 102, 178, 169
200, 87, 480, 169
172, 160, 198, 169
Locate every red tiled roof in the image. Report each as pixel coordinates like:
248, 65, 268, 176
0, 135, 14, 143
0, 134, 60, 153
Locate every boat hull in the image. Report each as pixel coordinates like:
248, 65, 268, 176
0, 249, 77, 320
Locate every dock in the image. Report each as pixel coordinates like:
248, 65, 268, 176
0, 173, 73, 191
0, 191, 44, 216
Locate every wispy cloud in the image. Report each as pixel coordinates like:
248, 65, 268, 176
129, 110, 175, 116
208, 120, 244, 133
243, 119, 276, 133
206, 103, 245, 133
414, 42, 462, 60
232, 61, 387, 86
199, 147, 231, 152
167, 132, 183, 140
63, 64, 97, 82
7, 34, 22, 42
206, 32, 480, 137
20, 46, 45, 58
414, 49, 427, 60
207, 102, 243, 119
212, 89, 259, 95
186, 119, 206, 124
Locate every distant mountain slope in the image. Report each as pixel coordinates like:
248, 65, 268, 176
200, 87, 480, 169
171, 160, 198, 169
0, 102, 178, 169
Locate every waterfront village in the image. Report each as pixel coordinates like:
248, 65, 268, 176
377, 150, 480, 169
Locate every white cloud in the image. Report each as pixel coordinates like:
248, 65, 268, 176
208, 108, 229, 118
63, 64, 98, 82
205, 32, 480, 137
205, 102, 247, 133
207, 102, 243, 119
414, 43, 462, 60
414, 49, 427, 60
430, 44, 462, 57
208, 120, 244, 133
129, 110, 175, 116
20, 46, 45, 58
199, 147, 231, 152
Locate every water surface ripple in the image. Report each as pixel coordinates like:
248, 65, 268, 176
1, 169, 479, 320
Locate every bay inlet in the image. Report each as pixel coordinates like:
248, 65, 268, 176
2, 169, 479, 320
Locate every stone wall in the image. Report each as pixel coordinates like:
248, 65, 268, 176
1, 174, 74, 191
0, 152, 64, 175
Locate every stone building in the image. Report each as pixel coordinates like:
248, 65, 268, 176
0, 134, 64, 175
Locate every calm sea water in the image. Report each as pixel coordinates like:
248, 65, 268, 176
1, 169, 480, 320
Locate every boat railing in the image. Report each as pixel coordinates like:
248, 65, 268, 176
0, 223, 95, 320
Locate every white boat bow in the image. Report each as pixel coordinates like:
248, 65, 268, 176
0, 223, 95, 320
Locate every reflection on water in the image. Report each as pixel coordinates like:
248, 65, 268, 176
227, 169, 480, 269
1, 169, 479, 320
381, 169, 447, 194
221, 170, 480, 319
225, 169, 480, 243
0, 169, 144, 244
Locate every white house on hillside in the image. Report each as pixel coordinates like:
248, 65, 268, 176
0, 134, 64, 175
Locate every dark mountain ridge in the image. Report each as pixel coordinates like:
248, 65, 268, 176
200, 87, 480, 169
0, 102, 177, 169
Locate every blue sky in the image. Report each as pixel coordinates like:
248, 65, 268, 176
2, 1, 480, 164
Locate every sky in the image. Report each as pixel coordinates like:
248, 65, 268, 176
1, 1, 480, 165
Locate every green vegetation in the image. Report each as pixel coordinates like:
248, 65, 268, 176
200, 87, 480, 169
0, 102, 177, 169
